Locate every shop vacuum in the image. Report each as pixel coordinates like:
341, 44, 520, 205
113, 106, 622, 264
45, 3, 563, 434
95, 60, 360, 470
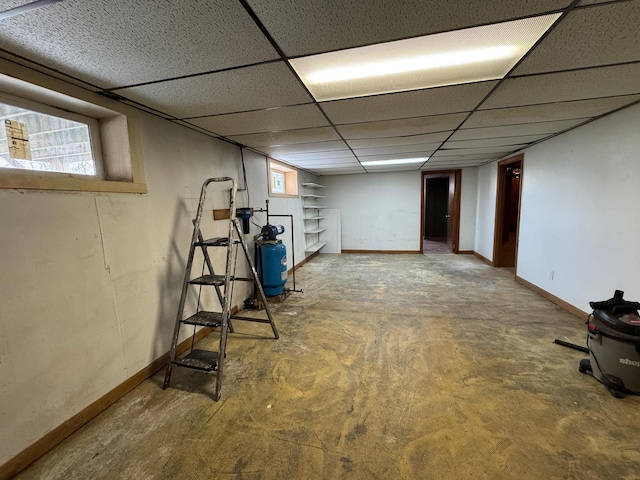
568, 290, 640, 398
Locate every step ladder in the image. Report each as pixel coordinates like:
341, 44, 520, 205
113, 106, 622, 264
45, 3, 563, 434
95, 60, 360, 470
163, 177, 278, 401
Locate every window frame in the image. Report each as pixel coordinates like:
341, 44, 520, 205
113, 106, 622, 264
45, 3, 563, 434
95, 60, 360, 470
0, 91, 105, 181
267, 158, 299, 198
0, 61, 147, 194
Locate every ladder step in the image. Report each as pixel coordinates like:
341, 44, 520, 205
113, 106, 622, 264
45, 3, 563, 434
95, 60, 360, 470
188, 274, 226, 286
181, 311, 224, 327
195, 237, 229, 247
173, 349, 218, 372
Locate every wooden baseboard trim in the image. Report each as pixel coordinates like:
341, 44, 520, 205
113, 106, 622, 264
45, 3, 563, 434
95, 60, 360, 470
0, 305, 243, 480
472, 251, 494, 266
458, 250, 474, 255
515, 276, 588, 320
287, 251, 319, 276
341, 249, 420, 254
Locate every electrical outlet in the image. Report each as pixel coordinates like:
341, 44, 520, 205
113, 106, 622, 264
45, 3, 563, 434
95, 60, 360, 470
549, 270, 555, 280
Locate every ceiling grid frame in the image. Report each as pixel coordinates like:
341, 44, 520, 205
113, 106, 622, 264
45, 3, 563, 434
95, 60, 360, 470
0, 0, 638, 174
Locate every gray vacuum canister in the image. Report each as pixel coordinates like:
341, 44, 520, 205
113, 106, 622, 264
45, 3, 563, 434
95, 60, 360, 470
580, 290, 640, 398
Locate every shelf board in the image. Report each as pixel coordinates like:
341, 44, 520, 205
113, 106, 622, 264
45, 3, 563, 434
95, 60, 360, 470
304, 216, 325, 220
301, 194, 325, 198
305, 241, 326, 253
303, 205, 327, 209
302, 182, 325, 189
305, 227, 327, 234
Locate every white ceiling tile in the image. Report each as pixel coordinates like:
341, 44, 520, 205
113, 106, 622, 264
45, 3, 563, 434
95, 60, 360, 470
483, 63, 640, 109
257, 141, 349, 156
0, 1, 34, 10
277, 150, 356, 162
450, 118, 588, 140
0, 0, 280, 88
0, 50, 103, 90
288, 161, 361, 168
513, 2, 640, 75
364, 165, 422, 173
422, 162, 484, 170
464, 96, 640, 128
442, 135, 549, 148
424, 161, 486, 167
423, 160, 485, 167
346, 133, 451, 148
187, 104, 329, 136
115, 62, 312, 118
352, 143, 443, 156
246, 0, 571, 57
430, 152, 499, 160
436, 146, 527, 156
228, 127, 340, 148
358, 152, 433, 163
321, 82, 495, 124
337, 113, 467, 139
316, 169, 366, 176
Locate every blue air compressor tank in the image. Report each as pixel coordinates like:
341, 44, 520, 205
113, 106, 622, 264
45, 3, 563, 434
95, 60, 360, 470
259, 242, 287, 296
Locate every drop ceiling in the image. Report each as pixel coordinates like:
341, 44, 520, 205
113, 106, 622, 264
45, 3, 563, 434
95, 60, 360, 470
0, 0, 638, 175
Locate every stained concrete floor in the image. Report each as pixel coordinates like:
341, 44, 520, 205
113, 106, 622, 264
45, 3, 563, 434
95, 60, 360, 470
16, 254, 640, 479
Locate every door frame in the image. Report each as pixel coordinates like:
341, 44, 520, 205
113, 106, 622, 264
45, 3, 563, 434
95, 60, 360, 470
492, 154, 524, 270
420, 169, 461, 254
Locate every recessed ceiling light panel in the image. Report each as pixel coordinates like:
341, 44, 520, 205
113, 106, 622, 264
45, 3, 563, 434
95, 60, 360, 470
290, 14, 560, 102
361, 157, 428, 167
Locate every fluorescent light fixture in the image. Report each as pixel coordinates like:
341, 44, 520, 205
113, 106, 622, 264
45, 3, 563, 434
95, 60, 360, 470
0, 0, 63, 21
361, 157, 428, 167
290, 14, 560, 101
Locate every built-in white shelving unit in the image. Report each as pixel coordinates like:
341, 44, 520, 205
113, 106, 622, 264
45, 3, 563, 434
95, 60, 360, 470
302, 182, 327, 254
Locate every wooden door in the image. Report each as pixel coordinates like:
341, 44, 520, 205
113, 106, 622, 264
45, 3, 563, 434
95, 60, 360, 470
446, 173, 455, 251
493, 155, 523, 269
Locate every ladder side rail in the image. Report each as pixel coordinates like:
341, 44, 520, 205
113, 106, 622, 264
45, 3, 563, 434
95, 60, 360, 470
162, 239, 198, 389
214, 178, 238, 401
233, 219, 279, 339
163, 179, 215, 389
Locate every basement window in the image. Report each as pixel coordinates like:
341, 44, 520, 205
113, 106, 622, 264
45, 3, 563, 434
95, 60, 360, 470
0, 96, 102, 177
0, 69, 146, 193
268, 159, 298, 197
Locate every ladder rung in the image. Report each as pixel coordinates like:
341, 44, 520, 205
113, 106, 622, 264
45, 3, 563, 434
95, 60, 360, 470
173, 349, 218, 372
188, 274, 226, 286
181, 311, 224, 327
231, 315, 272, 323
195, 237, 229, 247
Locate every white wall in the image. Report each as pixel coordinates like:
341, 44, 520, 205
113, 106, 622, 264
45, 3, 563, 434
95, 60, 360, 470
323, 169, 479, 252
0, 109, 310, 466
474, 162, 498, 260
459, 167, 478, 251
323, 171, 421, 251
516, 102, 640, 311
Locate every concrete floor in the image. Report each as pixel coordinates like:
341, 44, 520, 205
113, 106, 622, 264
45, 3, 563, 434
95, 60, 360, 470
16, 254, 640, 479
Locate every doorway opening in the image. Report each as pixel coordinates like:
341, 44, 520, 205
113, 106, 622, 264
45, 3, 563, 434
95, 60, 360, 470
493, 154, 523, 270
420, 170, 461, 254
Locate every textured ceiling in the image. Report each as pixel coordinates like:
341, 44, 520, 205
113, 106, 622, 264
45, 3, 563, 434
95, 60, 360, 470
0, 0, 638, 175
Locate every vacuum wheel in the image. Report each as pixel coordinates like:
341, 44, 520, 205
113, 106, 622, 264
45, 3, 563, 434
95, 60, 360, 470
579, 358, 592, 374
605, 375, 626, 398
608, 388, 626, 399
